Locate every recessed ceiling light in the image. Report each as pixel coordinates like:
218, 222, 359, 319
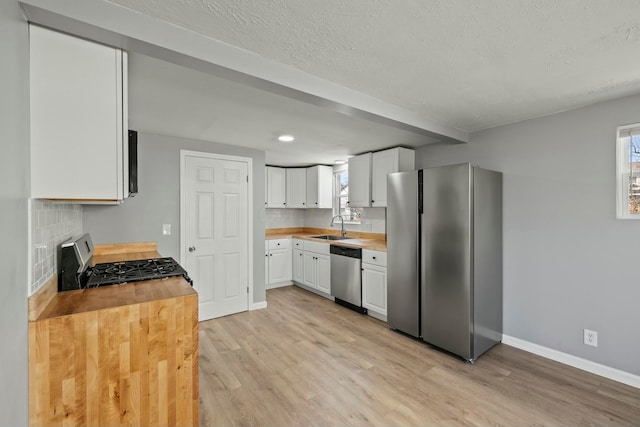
334, 160, 346, 165
278, 134, 295, 142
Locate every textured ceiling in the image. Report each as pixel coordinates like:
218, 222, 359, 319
109, 0, 640, 132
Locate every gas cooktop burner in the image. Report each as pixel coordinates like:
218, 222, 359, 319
86, 257, 192, 288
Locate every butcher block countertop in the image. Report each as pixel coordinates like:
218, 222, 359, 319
29, 242, 195, 322
266, 227, 387, 252
28, 241, 199, 427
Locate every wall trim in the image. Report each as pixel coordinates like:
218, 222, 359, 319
502, 335, 640, 389
250, 301, 267, 311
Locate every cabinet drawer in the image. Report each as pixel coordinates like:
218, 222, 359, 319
292, 239, 305, 250
362, 249, 387, 267
303, 240, 330, 255
268, 238, 290, 250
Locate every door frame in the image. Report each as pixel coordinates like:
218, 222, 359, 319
179, 150, 254, 314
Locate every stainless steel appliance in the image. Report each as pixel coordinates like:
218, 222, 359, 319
330, 245, 366, 314
59, 233, 191, 291
387, 163, 502, 362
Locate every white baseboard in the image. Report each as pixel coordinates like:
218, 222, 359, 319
250, 301, 267, 311
502, 335, 640, 389
265, 281, 293, 290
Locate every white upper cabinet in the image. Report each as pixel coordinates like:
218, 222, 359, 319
371, 148, 415, 207
286, 168, 307, 208
347, 152, 372, 207
266, 166, 287, 208
30, 25, 129, 202
306, 165, 333, 209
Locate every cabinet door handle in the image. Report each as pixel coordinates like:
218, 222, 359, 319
371, 200, 375, 203
315, 202, 318, 205
277, 243, 280, 246
188, 246, 196, 252
372, 256, 376, 260
302, 202, 305, 205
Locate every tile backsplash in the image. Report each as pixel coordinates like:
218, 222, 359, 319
265, 208, 305, 228
30, 199, 83, 295
266, 207, 386, 234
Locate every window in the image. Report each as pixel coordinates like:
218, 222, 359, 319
334, 167, 361, 222
616, 123, 640, 219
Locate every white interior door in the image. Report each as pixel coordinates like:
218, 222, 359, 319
183, 153, 249, 321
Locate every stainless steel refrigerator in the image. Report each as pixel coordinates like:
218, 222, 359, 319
387, 163, 502, 362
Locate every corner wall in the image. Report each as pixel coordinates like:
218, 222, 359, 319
416, 93, 640, 375
0, 1, 30, 424
82, 132, 267, 303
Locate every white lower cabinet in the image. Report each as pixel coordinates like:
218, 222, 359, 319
293, 248, 304, 283
316, 254, 331, 294
293, 240, 331, 295
266, 238, 292, 289
362, 249, 387, 317
302, 252, 317, 288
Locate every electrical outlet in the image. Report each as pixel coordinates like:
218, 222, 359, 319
162, 224, 171, 236
583, 329, 598, 347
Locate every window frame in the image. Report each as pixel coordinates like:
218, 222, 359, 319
615, 123, 640, 219
333, 165, 361, 224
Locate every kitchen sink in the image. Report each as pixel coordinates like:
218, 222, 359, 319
310, 235, 354, 241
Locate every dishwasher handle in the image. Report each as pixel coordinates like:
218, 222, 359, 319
330, 245, 362, 259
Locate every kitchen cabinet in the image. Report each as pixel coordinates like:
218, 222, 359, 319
286, 168, 307, 208
264, 241, 270, 285
347, 152, 372, 207
266, 166, 287, 207
294, 240, 331, 295
266, 238, 292, 288
316, 254, 331, 294
371, 147, 415, 207
302, 252, 330, 292
306, 165, 333, 208
362, 249, 387, 317
30, 25, 130, 203
292, 239, 304, 283
28, 245, 198, 426
348, 148, 415, 208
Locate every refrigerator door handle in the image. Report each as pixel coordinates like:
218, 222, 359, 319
418, 169, 424, 214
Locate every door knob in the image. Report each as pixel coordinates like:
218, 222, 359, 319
188, 246, 196, 252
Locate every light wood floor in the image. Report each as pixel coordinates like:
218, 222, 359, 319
199, 285, 640, 426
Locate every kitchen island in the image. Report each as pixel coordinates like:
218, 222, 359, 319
28, 243, 198, 427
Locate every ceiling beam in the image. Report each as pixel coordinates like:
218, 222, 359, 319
20, 0, 468, 144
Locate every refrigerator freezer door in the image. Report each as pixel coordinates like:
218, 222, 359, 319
387, 170, 420, 337
421, 163, 472, 360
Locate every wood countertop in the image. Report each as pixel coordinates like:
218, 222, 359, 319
31, 243, 195, 322
266, 227, 387, 252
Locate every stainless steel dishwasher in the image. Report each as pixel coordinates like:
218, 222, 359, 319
330, 245, 367, 314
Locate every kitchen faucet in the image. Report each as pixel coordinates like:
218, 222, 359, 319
330, 214, 346, 238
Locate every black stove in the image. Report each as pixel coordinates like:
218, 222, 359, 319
59, 234, 192, 291
86, 257, 192, 288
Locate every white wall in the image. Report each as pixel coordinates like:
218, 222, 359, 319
83, 132, 267, 303
417, 93, 640, 375
0, 1, 29, 425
